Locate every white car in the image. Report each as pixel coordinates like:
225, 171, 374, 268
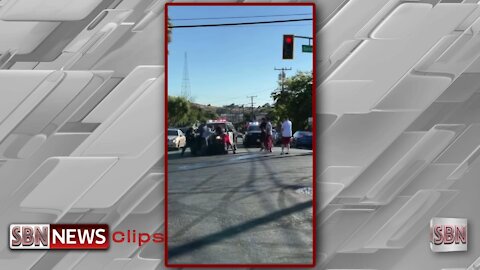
167, 128, 186, 150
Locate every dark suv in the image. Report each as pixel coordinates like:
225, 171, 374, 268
243, 124, 262, 147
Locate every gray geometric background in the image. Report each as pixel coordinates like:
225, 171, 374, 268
0, 0, 163, 269
1, 0, 480, 269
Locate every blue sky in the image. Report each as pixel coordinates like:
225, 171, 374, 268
167, 5, 313, 107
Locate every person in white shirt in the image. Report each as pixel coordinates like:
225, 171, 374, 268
201, 123, 211, 147
265, 118, 273, 152
281, 117, 292, 155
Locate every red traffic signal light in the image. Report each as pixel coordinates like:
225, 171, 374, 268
283, 35, 294, 60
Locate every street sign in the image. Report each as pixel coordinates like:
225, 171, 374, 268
302, 45, 312, 52
302, 45, 312, 53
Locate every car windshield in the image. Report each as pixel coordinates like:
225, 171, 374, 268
207, 123, 226, 130
248, 125, 260, 131
168, 130, 178, 136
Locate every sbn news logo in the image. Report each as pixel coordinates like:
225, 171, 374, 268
430, 217, 467, 252
10, 224, 108, 249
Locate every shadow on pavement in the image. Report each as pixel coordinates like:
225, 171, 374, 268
168, 200, 312, 260
169, 151, 312, 173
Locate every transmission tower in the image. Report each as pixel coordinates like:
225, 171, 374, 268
181, 52, 191, 99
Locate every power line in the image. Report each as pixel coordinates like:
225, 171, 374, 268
169, 18, 312, 29
170, 13, 312, 21
223, 23, 312, 29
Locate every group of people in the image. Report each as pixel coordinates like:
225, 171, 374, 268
180, 117, 293, 157
180, 122, 236, 157
259, 117, 292, 155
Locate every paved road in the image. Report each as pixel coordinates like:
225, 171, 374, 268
167, 144, 313, 264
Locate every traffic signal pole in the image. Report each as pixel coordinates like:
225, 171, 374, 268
282, 34, 294, 59
293, 35, 313, 42
283, 35, 313, 58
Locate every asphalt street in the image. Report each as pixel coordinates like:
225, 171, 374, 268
167, 142, 313, 264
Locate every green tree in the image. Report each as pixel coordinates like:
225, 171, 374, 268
168, 96, 222, 127
271, 71, 313, 131
168, 96, 190, 127
189, 105, 218, 124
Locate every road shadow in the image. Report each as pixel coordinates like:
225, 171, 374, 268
168, 200, 312, 260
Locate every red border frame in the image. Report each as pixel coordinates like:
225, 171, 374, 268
164, 2, 316, 268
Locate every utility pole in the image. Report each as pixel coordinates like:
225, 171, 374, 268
274, 67, 292, 92
247, 96, 257, 121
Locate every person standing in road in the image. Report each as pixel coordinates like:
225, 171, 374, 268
215, 126, 236, 154
181, 127, 195, 157
201, 122, 210, 147
265, 118, 273, 153
281, 117, 292, 155
259, 118, 267, 151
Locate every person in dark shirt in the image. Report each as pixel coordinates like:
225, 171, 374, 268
181, 127, 195, 157
259, 118, 267, 151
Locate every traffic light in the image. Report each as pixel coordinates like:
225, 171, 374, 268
282, 34, 294, 60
